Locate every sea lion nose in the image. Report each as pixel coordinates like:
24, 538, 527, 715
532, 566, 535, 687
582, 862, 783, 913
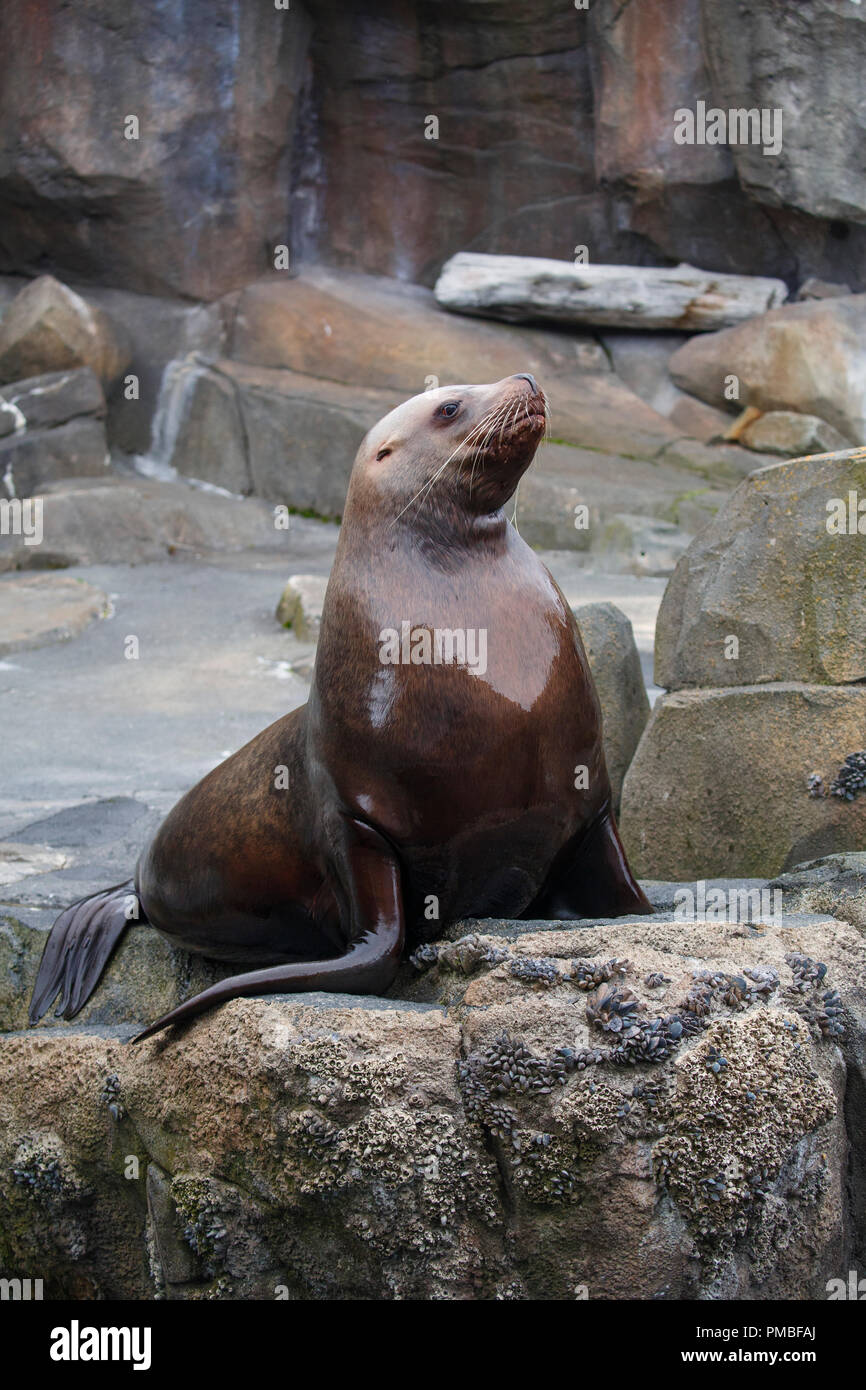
514, 373, 538, 393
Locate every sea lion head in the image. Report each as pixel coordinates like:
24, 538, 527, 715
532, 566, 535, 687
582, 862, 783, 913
351, 374, 549, 523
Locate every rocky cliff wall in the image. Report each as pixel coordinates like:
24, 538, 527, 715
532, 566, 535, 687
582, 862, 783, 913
1, 0, 864, 299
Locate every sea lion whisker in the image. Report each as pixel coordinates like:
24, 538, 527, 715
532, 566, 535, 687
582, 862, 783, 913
509, 479, 522, 534
499, 401, 520, 447
459, 404, 510, 494
476, 405, 509, 455
392, 455, 454, 522
466, 399, 529, 492
392, 415, 495, 521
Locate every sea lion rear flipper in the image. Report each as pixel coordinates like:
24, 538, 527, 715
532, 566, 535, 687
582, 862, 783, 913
132, 819, 405, 1043
29, 880, 140, 1024
527, 805, 653, 920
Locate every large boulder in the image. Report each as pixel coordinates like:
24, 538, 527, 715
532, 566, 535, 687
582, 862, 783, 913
152, 358, 251, 497
224, 362, 394, 517
770, 852, 866, 937
155, 354, 396, 516
0, 368, 105, 432
0, 277, 129, 389
738, 411, 849, 458
619, 683, 866, 880
0, 2, 312, 299
0, 419, 108, 498
0, 362, 109, 498
668, 296, 866, 445
0, 906, 862, 1299
230, 268, 608, 395
573, 603, 649, 812
0, 477, 294, 572
156, 345, 733, 567
655, 449, 866, 689
434, 254, 787, 331
0, 275, 230, 456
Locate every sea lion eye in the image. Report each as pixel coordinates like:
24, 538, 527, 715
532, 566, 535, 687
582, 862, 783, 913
437, 401, 460, 419
376, 447, 392, 461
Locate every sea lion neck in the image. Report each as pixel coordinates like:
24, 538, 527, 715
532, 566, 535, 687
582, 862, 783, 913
342, 484, 511, 567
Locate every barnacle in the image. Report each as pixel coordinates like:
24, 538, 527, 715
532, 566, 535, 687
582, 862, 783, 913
100, 1071, 126, 1122
457, 1031, 572, 1137
409, 943, 440, 972
608, 1014, 683, 1066
783, 954, 845, 1038
645, 971, 671, 989
410, 934, 510, 976
509, 956, 561, 986
829, 749, 866, 801
569, 957, 630, 990
585, 983, 644, 1034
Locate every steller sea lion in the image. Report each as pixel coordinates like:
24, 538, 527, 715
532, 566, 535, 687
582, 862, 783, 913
29, 373, 651, 1042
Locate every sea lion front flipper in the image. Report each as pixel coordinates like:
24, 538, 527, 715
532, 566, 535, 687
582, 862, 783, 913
132, 819, 404, 1043
526, 805, 653, 921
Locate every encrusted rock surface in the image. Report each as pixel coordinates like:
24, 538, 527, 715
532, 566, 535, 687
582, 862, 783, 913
1, 900, 863, 1300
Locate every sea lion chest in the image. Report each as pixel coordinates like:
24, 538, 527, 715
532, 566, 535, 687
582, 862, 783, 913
310, 527, 605, 917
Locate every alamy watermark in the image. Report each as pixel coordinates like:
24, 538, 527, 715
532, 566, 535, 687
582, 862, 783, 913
674, 100, 783, 157
0, 1276, 43, 1300
0, 496, 42, 546
378, 622, 488, 676
826, 490, 866, 533
49, 1321, 151, 1370
673, 881, 783, 926
826, 1269, 866, 1299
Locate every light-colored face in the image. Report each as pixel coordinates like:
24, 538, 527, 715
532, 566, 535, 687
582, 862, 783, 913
351, 376, 548, 518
